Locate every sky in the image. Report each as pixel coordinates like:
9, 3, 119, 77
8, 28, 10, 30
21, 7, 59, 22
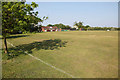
26, 2, 118, 27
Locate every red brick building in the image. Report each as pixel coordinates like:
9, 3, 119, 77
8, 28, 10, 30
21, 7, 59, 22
41, 26, 61, 32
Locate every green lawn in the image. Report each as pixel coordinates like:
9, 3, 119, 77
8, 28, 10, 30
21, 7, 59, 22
2, 31, 118, 78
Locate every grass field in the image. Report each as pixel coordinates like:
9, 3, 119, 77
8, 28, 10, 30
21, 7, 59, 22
2, 31, 118, 78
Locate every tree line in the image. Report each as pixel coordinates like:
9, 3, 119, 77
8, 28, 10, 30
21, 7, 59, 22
43, 22, 119, 31
47, 23, 71, 29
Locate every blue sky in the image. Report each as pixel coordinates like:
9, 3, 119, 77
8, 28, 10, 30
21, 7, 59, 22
26, 2, 118, 27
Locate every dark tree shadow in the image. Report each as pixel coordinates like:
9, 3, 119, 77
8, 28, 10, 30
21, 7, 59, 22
6, 39, 67, 59
7, 35, 29, 39
0, 35, 29, 39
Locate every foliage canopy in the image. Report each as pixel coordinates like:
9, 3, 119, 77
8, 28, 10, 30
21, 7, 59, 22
2, 2, 46, 37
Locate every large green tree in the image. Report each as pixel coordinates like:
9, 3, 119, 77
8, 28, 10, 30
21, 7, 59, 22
47, 24, 54, 26
74, 21, 83, 29
54, 23, 71, 29
2, 2, 47, 53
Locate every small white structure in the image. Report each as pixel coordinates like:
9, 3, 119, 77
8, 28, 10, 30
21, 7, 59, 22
45, 30, 47, 32
107, 30, 110, 31
50, 26, 52, 32
73, 26, 78, 29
